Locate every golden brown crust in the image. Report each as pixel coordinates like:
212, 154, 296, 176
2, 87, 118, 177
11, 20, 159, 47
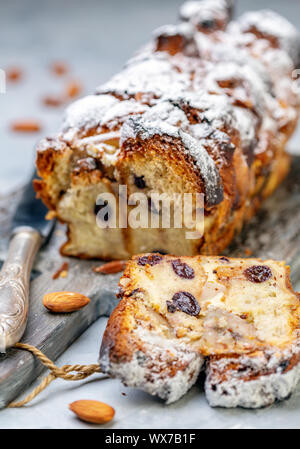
100, 297, 140, 364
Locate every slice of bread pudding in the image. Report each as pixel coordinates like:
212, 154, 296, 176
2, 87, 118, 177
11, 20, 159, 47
99, 254, 300, 407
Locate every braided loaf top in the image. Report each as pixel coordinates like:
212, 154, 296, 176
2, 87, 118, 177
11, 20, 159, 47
37, 0, 300, 207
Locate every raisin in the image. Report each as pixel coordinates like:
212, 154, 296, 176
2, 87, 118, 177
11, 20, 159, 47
169, 291, 200, 316
137, 254, 162, 267
166, 300, 177, 313
94, 200, 110, 222
116, 287, 124, 299
130, 288, 141, 297
134, 174, 146, 189
136, 351, 147, 365
244, 265, 272, 283
200, 19, 216, 29
279, 360, 290, 372
237, 366, 247, 372
171, 260, 195, 279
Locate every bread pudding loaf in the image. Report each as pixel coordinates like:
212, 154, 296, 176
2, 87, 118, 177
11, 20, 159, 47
34, 1, 300, 259
99, 254, 300, 407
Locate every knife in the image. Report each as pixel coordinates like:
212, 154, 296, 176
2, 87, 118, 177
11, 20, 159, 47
0, 170, 55, 352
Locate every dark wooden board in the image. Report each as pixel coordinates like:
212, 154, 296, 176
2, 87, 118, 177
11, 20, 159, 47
0, 157, 300, 408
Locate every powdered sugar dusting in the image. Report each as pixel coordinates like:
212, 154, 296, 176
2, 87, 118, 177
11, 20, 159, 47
39, 2, 300, 169
62, 94, 119, 132
234, 107, 257, 153
121, 113, 223, 206
238, 10, 300, 65
180, 0, 231, 25
139, 100, 190, 130
206, 343, 300, 408
97, 55, 191, 102
174, 91, 237, 130
201, 61, 267, 115
101, 100, 149, 129
180, 131, 224, 205
153, 22, 194, 40
100, 327, 204, 404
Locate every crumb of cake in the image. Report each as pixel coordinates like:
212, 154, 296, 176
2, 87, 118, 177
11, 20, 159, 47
45, 210, 57, 220
52, 262, 69, 280
244, 247, 253, 256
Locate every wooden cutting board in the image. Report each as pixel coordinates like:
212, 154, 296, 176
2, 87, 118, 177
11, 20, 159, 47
0, 156, 300, 408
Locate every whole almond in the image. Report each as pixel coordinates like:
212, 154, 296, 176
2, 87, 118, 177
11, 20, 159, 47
11, 119, 42, 133
66, 80, 82, 98
93, 260, 127, 274
7, 66, 23, 82
69, 400, 115, 424
42, 94, 64, 107
51, 61, 69, 76
43, 291, 90, 313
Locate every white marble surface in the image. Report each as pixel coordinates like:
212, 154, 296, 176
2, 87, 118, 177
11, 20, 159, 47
1, 0, 300, 429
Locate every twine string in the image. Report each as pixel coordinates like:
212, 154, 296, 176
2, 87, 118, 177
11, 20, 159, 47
8, 342, 106, 408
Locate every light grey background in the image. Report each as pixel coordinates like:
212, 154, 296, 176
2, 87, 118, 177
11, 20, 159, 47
0, 0, 300, 429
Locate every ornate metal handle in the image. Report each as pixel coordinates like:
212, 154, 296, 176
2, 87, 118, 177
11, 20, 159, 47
0, 227, 41, 352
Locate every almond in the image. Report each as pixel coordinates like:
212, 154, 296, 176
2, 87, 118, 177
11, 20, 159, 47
7, 67, 23, 82
43, 291, 90, 313
11, 119, 42, 133
66, 80, 82, 98
51, 61, 69, 76
93, 260, 127, 274
69, 400, 115, 424
42, 94, 64, 107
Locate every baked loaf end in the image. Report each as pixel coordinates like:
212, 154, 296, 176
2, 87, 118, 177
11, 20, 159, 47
99, 254, 300, 407
35, 1, 300, 259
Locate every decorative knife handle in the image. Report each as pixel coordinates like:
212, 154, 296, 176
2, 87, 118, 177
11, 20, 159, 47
0, 226, 42, 352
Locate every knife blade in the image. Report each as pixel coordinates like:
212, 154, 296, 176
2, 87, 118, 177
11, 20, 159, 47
0, 170, 55, 352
